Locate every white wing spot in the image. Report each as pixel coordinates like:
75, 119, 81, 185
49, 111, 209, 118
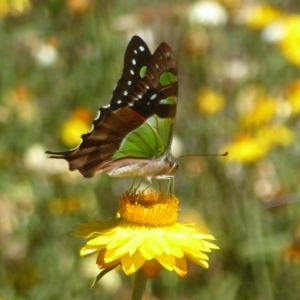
88, 124, 94, 134
117, 100, 122, 104
159, 56, 163, 60
150, 94, 157, 100
102, 104, 110, 109
95, 110, 101, 119
128, 81, 132, 85
123, 91, 128, 96
138, 94, 142, 99
130, 70, 134, 75
165, 52, 170, 57
129, 103, 133, 107
145, 85, 149, 89
134, 49, 137, 54
155, 64, 159, 69
147, 102, 150, 105
139, 46, 145, 52
132, 59, 136, 65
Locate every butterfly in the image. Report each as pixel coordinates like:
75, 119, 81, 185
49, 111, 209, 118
46, 36, 178, 180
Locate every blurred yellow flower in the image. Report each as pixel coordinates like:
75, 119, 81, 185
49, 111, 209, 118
257, 126, 294, 147
245, 4, 284, 30
279, 15, 300, 67
241, 99, 277, 128
198, 89, 225, 115
222, 134, 270, 164
3, 85, 37, 124
183, 32, 208, 58
66, 0, 92, 15
8, 85, 31, 103
48, 197, 82, 215
0, 0, 31, 17
75, 190, 218, 279
285, 80, 300, 114
60, 108, 92, 147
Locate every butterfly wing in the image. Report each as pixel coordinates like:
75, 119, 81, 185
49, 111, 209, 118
46, 36, 178, 178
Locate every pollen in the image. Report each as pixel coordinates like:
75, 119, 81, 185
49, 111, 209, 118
119, 189, 178, 226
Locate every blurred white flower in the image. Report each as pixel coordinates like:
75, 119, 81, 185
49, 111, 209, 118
254, 161, 280, 200
261, 21, 286, 43
224, 163, 244, 180
113, 13, 140, 32
24, 144, 67, 174
223, 59, 249, 81
188, 1, 228, 27
276, 100, 292, 119
32, 42, 58, 67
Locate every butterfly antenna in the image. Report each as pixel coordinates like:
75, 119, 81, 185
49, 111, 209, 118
174, 152, 228, 164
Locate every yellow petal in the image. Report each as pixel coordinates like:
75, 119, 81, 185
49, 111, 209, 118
155, 252, 175, 271
105, 231, 147, 262
121, 250, 146, 275
97, 249, 120, 269
106, 232, 133, 250
174, 256, 188, 277
185, 252, 210, 269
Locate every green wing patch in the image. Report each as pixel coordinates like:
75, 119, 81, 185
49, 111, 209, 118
112, 116, 165, 159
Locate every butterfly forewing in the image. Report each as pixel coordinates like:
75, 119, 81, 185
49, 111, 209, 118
46, 36, 178, 178
109, 36, 152, 112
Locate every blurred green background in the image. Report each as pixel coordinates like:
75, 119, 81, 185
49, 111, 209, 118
1, 0, 300, 299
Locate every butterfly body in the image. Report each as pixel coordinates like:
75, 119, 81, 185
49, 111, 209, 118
46, 36, 178, 179
106, 156, 178, 178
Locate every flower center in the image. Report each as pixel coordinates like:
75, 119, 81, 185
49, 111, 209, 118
119, 189, 178, 226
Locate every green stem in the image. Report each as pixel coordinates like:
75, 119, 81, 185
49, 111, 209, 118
131, 268, 148, 300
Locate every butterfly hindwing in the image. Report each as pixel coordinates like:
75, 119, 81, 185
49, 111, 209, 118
46, 36, 178, 178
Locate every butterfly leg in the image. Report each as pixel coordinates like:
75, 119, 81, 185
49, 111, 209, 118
129, 176, 138, 192
156, 175, 175, 194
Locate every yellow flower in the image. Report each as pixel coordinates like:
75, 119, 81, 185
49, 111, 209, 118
48, 197, 82, 215
222, 134, 270, 164
74, 190, 218, 279
285, 80, 300, 114
60, 108, 92, 147
66, 0, 92, 15
3, 85, 37, 124
236, 84, 278, 127
198, 89, 225, 115
279, 15, 300, 67
240, 99, 277, 128
0, 0, 31, 17
245, 4, 284, 30
257, 126, 294, 147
